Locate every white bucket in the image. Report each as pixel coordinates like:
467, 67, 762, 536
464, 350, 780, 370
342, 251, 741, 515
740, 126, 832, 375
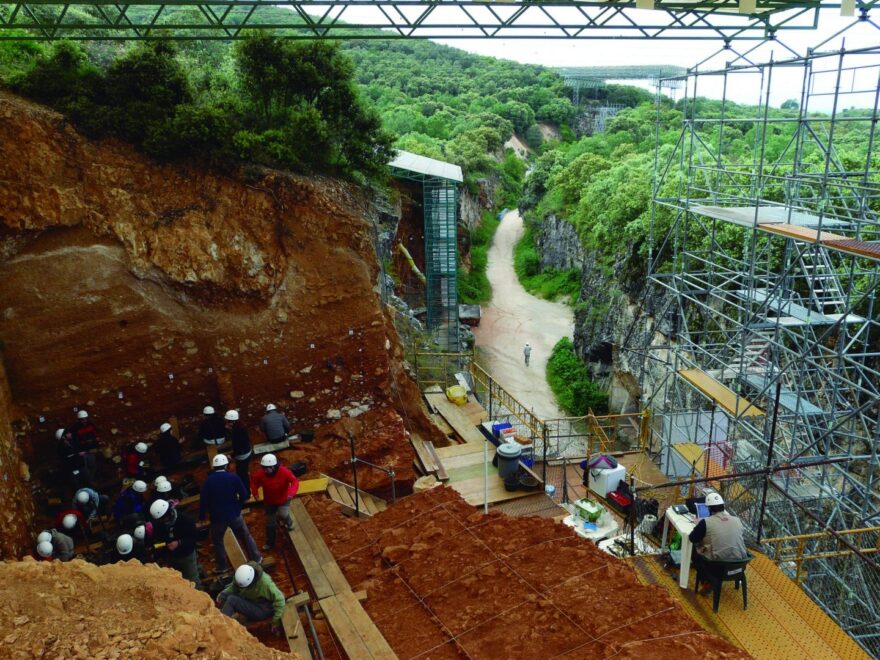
639, 514, 658, 534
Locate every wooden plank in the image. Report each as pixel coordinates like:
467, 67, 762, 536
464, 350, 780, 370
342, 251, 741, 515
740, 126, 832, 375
430, 413, 455, 437
287, 525, 334, 600
758, 222, 846, 243
297, 477, 329, 495
224, 527, 249, 570
424, 392, 486, 444
823, 238, 880, 262
282, 603, 313, 659
290, 501, 351, 595
318, 596, 372, 658
678, 368, 764, 418
336, 590, 397, 659
410, 438, 437, 474
433, 441, 485, 459
450, 475, 539, 507
424, 441, 449, 482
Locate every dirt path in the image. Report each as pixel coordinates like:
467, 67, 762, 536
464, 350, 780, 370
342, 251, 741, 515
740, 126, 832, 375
472, 210, 574, 420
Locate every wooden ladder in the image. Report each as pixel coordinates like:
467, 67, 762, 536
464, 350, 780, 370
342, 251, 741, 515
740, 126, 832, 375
324, 475, 388, 517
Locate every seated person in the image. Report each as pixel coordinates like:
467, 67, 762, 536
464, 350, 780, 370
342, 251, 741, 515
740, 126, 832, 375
688, 492, 748, 593
216, 562, 285, 634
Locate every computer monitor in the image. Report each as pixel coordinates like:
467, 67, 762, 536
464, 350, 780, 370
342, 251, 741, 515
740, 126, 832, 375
694, 502, 710, 520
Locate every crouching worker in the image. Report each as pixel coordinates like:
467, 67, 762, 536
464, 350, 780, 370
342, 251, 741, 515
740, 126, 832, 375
150, 498, 201, 589
217, 562, 285, 634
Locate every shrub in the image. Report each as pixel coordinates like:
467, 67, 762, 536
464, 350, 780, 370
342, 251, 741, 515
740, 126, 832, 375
546, 337, 609, 416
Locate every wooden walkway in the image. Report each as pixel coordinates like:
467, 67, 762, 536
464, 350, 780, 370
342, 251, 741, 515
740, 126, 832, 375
627, 552, 868, 660
679, 368, 764, 418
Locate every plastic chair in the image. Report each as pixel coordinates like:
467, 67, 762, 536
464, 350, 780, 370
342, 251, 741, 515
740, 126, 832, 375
694, 553, 754, 613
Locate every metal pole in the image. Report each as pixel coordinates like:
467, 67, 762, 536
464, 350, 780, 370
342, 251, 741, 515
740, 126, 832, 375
630, 474, 637, 557
348, 431, 360, 517
483, 435, 489, 515
756, 380, 783, 543
542, 424, 548, 486
562, 455, 569, 504
390, 469, 396, 504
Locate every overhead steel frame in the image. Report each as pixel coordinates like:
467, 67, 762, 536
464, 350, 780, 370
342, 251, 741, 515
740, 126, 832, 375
389, 166, 460, 352
644, 36, 880, 655
0, 0, 849, 41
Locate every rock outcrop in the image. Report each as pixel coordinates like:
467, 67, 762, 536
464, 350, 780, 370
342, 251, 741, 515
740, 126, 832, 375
0, 361, 33, 559
0, 92, 441, 517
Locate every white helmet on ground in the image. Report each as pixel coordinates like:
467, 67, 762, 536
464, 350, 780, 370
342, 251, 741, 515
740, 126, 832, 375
75, 490, 90, 504
62, 514, 78, 530
154, 476, 168, 486
224, 410, 239, 422
203, 405, 215, 415
133, 525, 146, 541
156, 480, 172, 494
55, 429, 65, 440
149, 499, 170, 520
234, 564, 256, 588
159, 422, 172, 433
132, 480, 148, 493
705, 492, 724, 506
135, 442, 148, 454
77, 410, 88, 419
116, 534, 133, 555
265, 403, 276, 412
212, 454, 229, 468
37, 531, 52, 544
37, 541, 54, 558
260, 454, 278, 468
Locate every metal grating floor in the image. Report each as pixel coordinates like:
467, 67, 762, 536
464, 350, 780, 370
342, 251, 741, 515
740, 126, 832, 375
626, 553, 868, 660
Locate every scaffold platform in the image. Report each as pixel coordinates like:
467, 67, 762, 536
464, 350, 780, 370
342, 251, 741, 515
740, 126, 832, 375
627, 552, 869, 660
678, 369, 764, 418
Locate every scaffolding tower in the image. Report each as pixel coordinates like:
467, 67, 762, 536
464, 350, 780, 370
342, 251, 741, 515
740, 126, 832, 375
645, 42, 880, 654
390, 151, 463, 351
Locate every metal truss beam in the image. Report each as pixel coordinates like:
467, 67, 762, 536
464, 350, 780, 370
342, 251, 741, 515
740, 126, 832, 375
0, 1, 848, 41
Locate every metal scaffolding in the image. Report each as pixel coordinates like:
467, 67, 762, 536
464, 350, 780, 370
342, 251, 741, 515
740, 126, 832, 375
390, 151, 462, 351
644, 37, 880, 654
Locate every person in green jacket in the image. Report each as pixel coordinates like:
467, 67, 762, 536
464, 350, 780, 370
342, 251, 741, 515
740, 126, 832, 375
216, 561, 285, 633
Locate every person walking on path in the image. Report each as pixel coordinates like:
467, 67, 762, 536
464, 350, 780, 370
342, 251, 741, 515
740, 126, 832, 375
259, 404, 291, 444
250, 453, 299, 551
199, 454, 262, 575
523, 343, 532, 367
225, 410, 253, 498
216, 562, 285, 633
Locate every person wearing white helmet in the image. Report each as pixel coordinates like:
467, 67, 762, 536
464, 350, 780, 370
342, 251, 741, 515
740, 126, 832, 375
198, 405, 226, 446
37, 528, 75, 561
112, 479, 148, 524
110, 533, 145, 564
251, 453, 299, 551
55, 427, 84, 490
36, 541, 55, 560
200, 453, 262, 574
216, 561, 286, 633
259, 404, 291, 445
54, 509, 85, 538
225, 410, 253, 499
688, 492, 748, 594
69, 409, 100, 485
155, 421, 184, 471
73, 487, 108, 522
150, 499, 202, 588
124, 441, 149, 479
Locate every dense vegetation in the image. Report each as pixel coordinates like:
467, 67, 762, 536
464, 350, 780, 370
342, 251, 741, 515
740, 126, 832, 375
513, 225, 580, 304
459, 210, 501, 305
546, 338, 608, 416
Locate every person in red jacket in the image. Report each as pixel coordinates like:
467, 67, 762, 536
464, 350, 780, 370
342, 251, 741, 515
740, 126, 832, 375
250, 453, 299, 551
124, 442, 149, 478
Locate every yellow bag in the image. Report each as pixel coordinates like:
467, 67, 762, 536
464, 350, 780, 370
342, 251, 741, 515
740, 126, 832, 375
445, 385, 467, 406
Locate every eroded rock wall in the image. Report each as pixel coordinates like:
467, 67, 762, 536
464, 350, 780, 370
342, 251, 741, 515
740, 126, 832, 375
0, 358, 34, 558
0, 92, 439, 491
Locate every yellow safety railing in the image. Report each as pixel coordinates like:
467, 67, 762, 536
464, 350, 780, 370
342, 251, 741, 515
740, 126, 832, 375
469, 362, 544, 439
763, 526, 880, 583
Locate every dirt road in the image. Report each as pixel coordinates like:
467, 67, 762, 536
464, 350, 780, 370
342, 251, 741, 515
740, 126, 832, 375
472, 210, 574, 420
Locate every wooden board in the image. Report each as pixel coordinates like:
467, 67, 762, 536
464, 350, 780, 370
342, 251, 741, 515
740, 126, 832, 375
451, 474, 543, 507
430, 413, 455, 437
336, 591, 397, 659
678, 368, 764, 418
281, 602, 313, 659
424, 441, 449, 482
318, 596, 372, 658
224, 527, 249, 570
297, 477, 329, 495
411, 438, 438, 474
433, 441, 485, 459
758, 223, 846, 243
823, 238, 880, 262
287, 524, 334, 600
290, 500, 351, 596
424, 392, 487, 444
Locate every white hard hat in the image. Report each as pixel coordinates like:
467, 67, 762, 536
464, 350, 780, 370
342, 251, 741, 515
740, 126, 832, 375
154, 476, 168, 486
260, 453, 278, 468
132, 480, 148, 493
203, 406, 215, 415
265, 403, 276, 412
37, 531, 52, 544
224, 409, 239, 421
37, 541, 54, 558
135, 442, 148, 454
77, 410, 88, 419
159, 422, 172, 433
705, 492, 724, 506
156, 480, 172, 494
55, 428, 65, 440
116, 534, 134, 555
212, 454, 230, 468
62, 514, 78, 530
133, 525, 146, 541
149, 499, 170, 520
234, 564, 256, 588
75, 490, 90, 504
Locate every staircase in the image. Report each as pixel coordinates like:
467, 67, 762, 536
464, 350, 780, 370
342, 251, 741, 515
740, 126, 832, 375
708, 329, 774, 381
798, 246, 846, 316
324, 475, 388, 518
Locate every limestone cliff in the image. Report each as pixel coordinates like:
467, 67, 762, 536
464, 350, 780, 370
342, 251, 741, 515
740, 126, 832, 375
0, 92, 441, 521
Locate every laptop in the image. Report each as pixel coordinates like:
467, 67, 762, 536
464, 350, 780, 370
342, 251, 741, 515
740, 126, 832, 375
694, 502, 710, 520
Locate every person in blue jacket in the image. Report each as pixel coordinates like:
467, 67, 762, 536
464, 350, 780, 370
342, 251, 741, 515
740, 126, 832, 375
199, 453, 262, 575
112, 479, 147, 526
